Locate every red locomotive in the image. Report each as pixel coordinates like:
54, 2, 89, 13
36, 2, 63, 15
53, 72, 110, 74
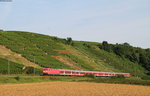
43, 68, 131, 77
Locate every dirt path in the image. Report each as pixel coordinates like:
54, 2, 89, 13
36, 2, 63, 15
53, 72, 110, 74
0, 82, 149, 96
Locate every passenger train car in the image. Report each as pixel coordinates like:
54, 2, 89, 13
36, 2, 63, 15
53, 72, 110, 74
42, 68, 131, 77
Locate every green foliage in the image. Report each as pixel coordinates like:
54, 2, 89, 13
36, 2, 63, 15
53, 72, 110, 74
141, 76, 150, 80
61, 54, 95, 70
66, 37, 74, 45
83, 43, 91, 48
84, 73, 96, 78
2, 76, 150, 86
146, 71, 150, 75
0, 31, 71, 69
111, 74, 125, 79
74, 42, 147, 76
101, 41, 112, 52
0, 58, 23, 74
23, 66, 34, 74
88, 77, 150, 86
0, 31, 149, 77
98, 41, 150, 74
14, 76, 20, 81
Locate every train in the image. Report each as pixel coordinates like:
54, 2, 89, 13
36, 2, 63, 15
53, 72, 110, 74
42, 68, 131, 77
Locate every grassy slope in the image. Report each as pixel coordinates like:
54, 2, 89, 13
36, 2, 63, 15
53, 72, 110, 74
74, 41, 146, 76
0, 58, 23, 74
0, 45, 41, 68
0, 31, 147, 76
0, 31, 70, 69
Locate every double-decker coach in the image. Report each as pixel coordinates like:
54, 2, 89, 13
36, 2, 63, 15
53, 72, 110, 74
42, 68, 131, 77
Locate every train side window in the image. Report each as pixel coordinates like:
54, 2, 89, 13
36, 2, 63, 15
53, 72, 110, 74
66, 71, 71, 73
60, 71, 64, 73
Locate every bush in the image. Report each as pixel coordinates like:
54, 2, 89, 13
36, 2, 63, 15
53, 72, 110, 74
14, 76, 20, 81
23, 66, 34, 74
84, 73, 96, 79
141, 76, 150, 80
111, 74, 125, 79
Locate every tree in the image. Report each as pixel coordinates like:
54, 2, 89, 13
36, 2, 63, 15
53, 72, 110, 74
22, 66, 34, 74
101, 41, 112, 52
123, 42, 130, 46
139, 54, 150, 71
113, 45, 124, 57
66, 37, 73, 45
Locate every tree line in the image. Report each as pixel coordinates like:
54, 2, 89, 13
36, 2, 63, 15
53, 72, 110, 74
98, 41, 150, 75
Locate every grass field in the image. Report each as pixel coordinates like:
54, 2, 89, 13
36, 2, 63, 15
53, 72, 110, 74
0, 81, 149, 96
0, 76, 150, 86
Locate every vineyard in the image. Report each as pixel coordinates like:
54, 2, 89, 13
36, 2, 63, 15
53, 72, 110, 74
0, 58, 23, 74
0, 31, 70, 69
0, 31, 149, 78
0, 58, 42, 75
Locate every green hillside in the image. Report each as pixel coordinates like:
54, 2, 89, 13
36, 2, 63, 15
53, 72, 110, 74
0, 58, 23, 74
0, 31, 149, 77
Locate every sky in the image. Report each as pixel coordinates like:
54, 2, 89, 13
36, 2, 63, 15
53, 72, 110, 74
0, 0, 150, 48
